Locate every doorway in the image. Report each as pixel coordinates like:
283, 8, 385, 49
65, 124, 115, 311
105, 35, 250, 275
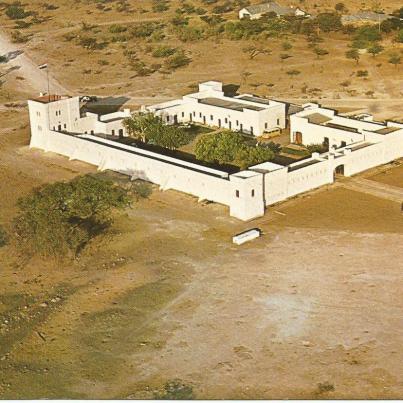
295, 131, 302, 144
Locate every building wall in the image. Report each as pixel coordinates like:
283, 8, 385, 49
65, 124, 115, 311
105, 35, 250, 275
290, 114, 364, 147
28, 97, 403, 222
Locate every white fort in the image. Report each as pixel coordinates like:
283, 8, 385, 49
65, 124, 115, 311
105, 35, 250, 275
28, 82, 403, 221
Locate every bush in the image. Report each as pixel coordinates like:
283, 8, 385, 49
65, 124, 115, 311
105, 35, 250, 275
152, 45, 176, 58
356, 70, 368, 77
164, 50, 191, 70
154, 380, 194, 400
315, 12, 342, 32
5, 4, 31, 20
13, 175, 130, 257
0, 225, 8, 247
108, 24, 127, 34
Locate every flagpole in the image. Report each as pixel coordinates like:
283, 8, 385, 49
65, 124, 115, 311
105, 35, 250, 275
46, 64, 50, 98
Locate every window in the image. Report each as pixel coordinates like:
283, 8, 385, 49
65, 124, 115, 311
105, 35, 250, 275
210, 115, 213, 121
166, 116, 170, 122
193, 111, 195, 117
112, 129, 115, 135
236, 190, 240, 198
265, 122, 268, 129
64, 123, 66, 129
225, 118, 228, 124
36, 111, 40, 117
236, 120, 239, 126
277, 118, 280, 125
90, 130, 94, 134
251, 189, 255, 197
181, 112, 185, 118
250, 126, 253, 135
199, 112, 202, 118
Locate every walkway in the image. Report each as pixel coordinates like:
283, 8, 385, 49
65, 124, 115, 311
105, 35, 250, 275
340, 177, 403, 203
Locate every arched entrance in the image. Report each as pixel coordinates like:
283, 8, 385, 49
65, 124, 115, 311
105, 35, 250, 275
334, 164, 345, 179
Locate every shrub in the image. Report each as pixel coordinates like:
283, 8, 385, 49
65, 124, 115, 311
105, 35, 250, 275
356, 70, 368, 77
108, 24, 127, 33
152, 45, 176, 58
154, 380, 194, 400
315, 12, 342, 32
0, 225, 8, 247
164, 50, 191, 70
5, 4, 31, 20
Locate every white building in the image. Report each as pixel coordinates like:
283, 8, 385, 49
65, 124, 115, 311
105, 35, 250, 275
145, 81, 286, 136
28, 94, 131, 138
239, 2, 308, 20
290, 103, 403, 160
28, 93, 403, 222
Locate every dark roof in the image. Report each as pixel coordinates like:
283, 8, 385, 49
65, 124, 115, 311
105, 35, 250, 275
373, 127, 400, 135
237, 95, 272, 105
305, 113, 332, 125
288, 159, 321, 172
199, 97, 265, 112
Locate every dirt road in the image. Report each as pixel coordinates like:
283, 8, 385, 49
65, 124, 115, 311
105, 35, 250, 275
0, 29, 67, 96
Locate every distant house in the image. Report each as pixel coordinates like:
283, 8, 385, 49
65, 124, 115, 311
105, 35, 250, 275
239, 2, 308, 20
341, 11, 392, 25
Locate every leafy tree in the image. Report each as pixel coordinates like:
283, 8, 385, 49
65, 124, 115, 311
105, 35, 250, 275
195, 132, 275, 168
123, 113, 190, 149
148, 124, 191, 150
315, 13, 342, 32
397, 29, 403, 43
235, 146, 274, 170
13, 175, 130, 257
354, 25, 382, 43
123, 113, 161, 142
368, 43, 384, 57
388, 53, 401, 67
0, 55, 7, 63
346, 48, 360, 64
195, 131, 245, 165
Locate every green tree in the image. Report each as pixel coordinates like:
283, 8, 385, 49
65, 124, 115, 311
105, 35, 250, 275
123, 113, 161, 142
346, 48, 360, 64
315, 13, 342, 32
396, 29, 403, 43
13, 175, 130, 257
195, 131, 245, 165
235, 146, 274, 170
